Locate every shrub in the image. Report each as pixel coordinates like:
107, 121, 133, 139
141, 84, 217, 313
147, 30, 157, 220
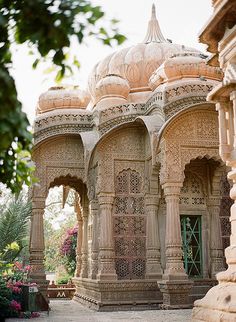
59, 227, 78, 275
57, 274, 72, 285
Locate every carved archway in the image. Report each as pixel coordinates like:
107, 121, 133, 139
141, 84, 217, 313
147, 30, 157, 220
159, 108, 221, 184
29, 135, 87, 289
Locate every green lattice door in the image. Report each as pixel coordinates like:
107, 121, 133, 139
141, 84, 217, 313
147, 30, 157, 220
181, 215, 203, 278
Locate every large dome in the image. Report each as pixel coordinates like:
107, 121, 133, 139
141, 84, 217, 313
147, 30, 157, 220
88, 5, 200, 105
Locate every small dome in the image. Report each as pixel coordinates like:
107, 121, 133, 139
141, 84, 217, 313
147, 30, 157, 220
95, 74, 130, 102
149, 52, 223, 90
88, 5, 199, 106
37, 86, 90, 114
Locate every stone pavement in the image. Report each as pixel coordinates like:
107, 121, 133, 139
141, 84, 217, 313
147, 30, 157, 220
6, 299, 192, 322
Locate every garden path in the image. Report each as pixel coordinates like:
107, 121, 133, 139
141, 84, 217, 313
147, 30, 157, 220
6, 299, 192, 321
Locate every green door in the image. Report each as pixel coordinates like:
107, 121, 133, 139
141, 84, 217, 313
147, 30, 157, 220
181, 215, 203, 278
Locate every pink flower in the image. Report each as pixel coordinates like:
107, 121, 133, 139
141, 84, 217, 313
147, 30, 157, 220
12, 286, 22, 294
14, 261, 23, 270
15, 281, 23, 287
24, 265, 31, 272
10, 300, 21, 311
31, 312, 40, 318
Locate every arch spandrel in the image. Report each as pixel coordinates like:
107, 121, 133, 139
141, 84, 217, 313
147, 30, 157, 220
32, 135, 86, 198
159, 108, 222, 185
88, 124, 149, 194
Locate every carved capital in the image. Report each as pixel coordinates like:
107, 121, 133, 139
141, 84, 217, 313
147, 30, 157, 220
90, 199, 99, 212
98, 193, 115, 206
162, 182, 182, 197
207, 196, 221, 208
145, 194, 158, 207
230, 90, 236, 101
32, 197, 45, 210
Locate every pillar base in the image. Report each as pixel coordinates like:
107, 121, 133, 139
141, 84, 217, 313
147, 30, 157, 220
29, 271, 48, 288
73, 277, 162, 310
158, 280, 193, 309
192, 281, 236, 321
96, 272, 118, 281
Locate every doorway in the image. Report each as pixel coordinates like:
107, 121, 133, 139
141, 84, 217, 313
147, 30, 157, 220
181, 215, 203, 278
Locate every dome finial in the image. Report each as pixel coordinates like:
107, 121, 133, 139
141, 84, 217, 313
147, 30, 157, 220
151, 3, 156, 19
143, 3, 167, 43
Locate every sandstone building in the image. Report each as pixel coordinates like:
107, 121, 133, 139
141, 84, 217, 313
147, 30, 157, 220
29, 5, 232, 309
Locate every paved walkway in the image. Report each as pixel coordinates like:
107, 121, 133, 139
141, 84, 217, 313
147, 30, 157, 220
7, 299, 192, 322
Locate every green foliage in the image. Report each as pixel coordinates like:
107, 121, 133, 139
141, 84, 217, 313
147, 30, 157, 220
0, 277, 11, 318
0, 0, 126, 193
0, 194, 31, 264
57, 273, 72, 285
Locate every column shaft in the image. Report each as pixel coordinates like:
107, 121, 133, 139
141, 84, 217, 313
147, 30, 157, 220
163, 183, 187, 280
75, 218, 83, 277
97, 194, 117, 280
29, 197, 48, 294
145, 195, 162, 279
80, 211, 88, 278
208, 199, 225, 277
89, 200, 99, 279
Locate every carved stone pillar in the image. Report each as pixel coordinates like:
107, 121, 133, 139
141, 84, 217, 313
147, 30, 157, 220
29, 196, 48, 294
145, 194, 162, 279
89, 199, 99, 279
192, 91, 236, 320
75, 201, 83, 277
80, 203, 88, 278
97, 194, 117, 280
208, 197, 225, 277
158, 182, 192, 309
162, 183, 187, 279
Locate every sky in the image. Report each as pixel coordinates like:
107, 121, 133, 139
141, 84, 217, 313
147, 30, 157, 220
11, 0, 213, 124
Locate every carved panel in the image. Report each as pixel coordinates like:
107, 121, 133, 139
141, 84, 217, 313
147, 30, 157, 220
113, 169, 146, 280
160, 110, 221, 184
97, 128, 146, 192
220, 173, 232, 268
33, 136, 85, 196
180, 172, 205, 206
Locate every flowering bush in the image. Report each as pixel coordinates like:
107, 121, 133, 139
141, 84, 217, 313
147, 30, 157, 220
60, 226, 78, 275
0, 262, 40, 319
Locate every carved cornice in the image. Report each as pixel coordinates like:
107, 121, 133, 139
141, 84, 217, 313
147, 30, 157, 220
34, 124, 93, 145
98, 103, 146, 124
162, 83, 214, 120
33, 84, 214, 143
164, 83, 213, 104
164, 96, 209, 120
34, 110, 93, 132
33, 110, 93, 145
97, 92, 164, 135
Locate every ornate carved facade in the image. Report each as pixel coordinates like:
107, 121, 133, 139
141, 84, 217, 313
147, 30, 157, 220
30, 5, 230, 310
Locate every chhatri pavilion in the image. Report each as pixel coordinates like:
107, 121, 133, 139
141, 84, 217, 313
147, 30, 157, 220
29, 5, 231, 309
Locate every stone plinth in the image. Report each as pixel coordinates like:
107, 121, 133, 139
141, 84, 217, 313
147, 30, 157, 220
73, 278, 162, 311
159, 280, 193, 309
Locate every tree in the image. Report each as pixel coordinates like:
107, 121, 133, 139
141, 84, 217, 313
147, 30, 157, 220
0, 0, 126, 193
0, 193, 31, 264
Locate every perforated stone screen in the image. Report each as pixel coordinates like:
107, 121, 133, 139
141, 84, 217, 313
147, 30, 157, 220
114, 169, 146, 279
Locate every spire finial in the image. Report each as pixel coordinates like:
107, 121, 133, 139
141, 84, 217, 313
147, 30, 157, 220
143, 3, 167, 44
152, 3, 156, 19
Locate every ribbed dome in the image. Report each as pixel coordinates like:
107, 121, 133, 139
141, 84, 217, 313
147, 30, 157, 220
37, 86, 90, 114
149, 52, 223, 90
88, 4, 199, 106
95, 74, 130, 102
